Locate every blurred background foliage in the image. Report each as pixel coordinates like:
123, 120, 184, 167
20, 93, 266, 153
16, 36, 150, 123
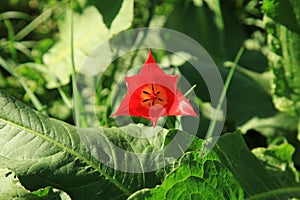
0, 0, 299, 169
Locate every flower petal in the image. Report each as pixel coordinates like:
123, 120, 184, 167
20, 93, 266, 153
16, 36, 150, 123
139, 49, 165, 75
176, 90, 198, 117
111, 49, 198, 127
125, 74, 178, 95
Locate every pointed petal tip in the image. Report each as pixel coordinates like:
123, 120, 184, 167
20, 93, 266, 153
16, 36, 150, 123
146, 49, 155, 63
139, 49, 167, 76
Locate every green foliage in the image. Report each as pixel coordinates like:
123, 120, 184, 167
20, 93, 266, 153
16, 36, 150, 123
0, 90, 166, 199
216, 132, 300, 199
252, 138, 298, 181
262, 1, 300, 166
129, 150, 244, 200
240, 113, 298, 139
263, 0, 300, 117
1, 90, 299, 199
1, 0, 300, 199
262, 0, 300, 33
166, 0, 277, 135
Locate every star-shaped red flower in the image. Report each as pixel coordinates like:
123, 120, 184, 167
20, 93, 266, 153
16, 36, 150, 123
111, 50, 198, 127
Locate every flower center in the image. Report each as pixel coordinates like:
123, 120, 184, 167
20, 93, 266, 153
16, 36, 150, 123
140, 83, 167, 108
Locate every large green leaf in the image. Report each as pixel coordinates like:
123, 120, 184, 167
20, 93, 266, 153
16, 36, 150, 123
2, 89, 300, 199
0, 90, 169, 199
128, 145, 244, 200
43, 0, 134, 88
129, 131, 300, 200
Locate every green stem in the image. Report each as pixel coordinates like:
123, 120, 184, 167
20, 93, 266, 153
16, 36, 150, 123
184, 84, 196, 97
0, 11, 30, 21
245, 187, 300, 200
69, 0, 87, 127
205, 0, 226, 58
14, 8, 52, 41
0, 56, 46, 115
58, 87, 72, 109
19, 78, 47, 114
4, 19, 17, 61
205, 47, 244, 139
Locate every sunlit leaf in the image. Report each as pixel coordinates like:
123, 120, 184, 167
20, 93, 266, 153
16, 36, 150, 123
239, 113, 298, 138
0, 90, 167, 199
43, 1, 134, 89
0, 168, 39, 199
128, 150, 244, 200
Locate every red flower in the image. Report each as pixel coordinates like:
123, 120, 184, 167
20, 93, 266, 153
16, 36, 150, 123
111, 50, 198, 127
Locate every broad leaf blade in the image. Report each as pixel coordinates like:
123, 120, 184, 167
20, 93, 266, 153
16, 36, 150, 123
128, 150, 244, 200
0, 90, 168, 199
0, 90, 125, 199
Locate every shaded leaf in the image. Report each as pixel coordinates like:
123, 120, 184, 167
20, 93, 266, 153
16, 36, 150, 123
164, 0, 226, 60
216, 131, 300, 199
